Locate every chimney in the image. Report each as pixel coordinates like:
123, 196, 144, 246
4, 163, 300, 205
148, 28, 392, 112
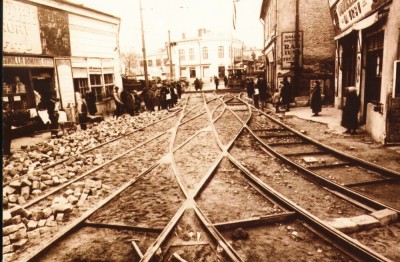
182, 33, 186, 40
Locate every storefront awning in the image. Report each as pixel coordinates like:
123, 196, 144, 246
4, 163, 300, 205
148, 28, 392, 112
334, 11, 387, 40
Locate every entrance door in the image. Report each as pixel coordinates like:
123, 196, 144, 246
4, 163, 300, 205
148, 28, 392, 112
218, 66, 225, 78
190, 67, 196, 78
363, 30, 384, 123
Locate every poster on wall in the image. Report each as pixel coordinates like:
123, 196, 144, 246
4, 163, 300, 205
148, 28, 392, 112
281, 32, 303, 69
3, 0, 42, 54
56, 59, 75, 109
38, 7, 71, 56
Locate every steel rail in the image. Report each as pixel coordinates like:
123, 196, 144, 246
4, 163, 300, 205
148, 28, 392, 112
225, 152, 393, 262
24, 163, 160, 262
15, 131, 169, 211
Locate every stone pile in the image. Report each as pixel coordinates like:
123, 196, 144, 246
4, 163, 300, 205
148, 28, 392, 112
2, 178, 107, 260
2, 111, 169, 210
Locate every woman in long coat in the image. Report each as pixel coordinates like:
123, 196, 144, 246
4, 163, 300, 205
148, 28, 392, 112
310, 81, 322, 116
341, 86, 360, 134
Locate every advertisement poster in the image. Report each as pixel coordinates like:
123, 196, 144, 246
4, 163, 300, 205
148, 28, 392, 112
281, 32, 303, 69
3, 0, 42, 54
38, 7, 71, 56
56, 59, 75, 109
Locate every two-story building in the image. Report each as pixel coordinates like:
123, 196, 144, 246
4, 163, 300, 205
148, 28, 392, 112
169, 29, 244, 82
3, 0, 122, 128
260, 0, 336, 103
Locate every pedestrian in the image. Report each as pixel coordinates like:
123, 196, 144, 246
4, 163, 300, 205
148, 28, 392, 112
214, 76, 219, 90
48, 94, 60, 138
258, 76, 268, 112
273, 86, 282, 113
112, 86, 124, 118
246, 78, 254, 98
194, 78, 200, 91
310, 81, 322, 116
176, 82, 182, 99
252, 78, 260, 109
155, 85, 161, 111
160, 84, 169, 110
126, 91, 136, 115
2, 108, 12, 156
120, 87, 130, 114
75, 88, 88, 130
341, 86, 360, 135
224, 75, 228, 87
280, 76, 292, 112
85, 90, 97, 115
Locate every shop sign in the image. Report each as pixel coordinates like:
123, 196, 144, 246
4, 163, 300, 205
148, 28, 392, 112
3, 0, 42, 54
38, 7, 71, 56
330, 0, 390, 33
281, 32, 303, 69
3, 55, 54, 68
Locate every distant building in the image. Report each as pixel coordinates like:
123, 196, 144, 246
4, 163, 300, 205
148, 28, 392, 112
259, 0, 336, 102
170, 29, 244, 81
242, 47, 264, 75
328, 0, 399, 144
138, 48, 170, 79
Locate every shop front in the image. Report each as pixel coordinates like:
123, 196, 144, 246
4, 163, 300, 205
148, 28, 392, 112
330, 0, 399, 143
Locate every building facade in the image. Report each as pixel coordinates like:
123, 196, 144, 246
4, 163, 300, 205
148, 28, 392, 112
329, 0, 399, 144
170, 29, 244, 82
260, 0, 336, 102
3, 0, 122, 125
138, 48, 170, 79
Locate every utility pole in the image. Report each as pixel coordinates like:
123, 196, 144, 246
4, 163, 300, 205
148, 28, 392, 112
168, 30, 173, 80
294, 0, 300, 98
139, 0, 149, 89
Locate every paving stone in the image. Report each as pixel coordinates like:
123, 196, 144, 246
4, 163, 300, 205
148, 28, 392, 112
326, 217, 359, 233
10, 215, 22, 224
21, 178, 32, 187
3, 244, 14, 254
38, 219, 47, 227
370, 209, 398, 226
42, 207, 53, 218
9, 180, 22, 188
32, 189, 42, 196
17, 196, 27, 205
31, 210, 44, 221
303, 157, 319, 163
21, 186, 30, 199
3, 253, 16, 262
43, 180, 54, 186
3, 211, 12, 224
12, 238, 28, 249
31, 180, 40, 189
67, 195, 78, 204
59, 177, 69, 183
350, 215, 381, 230
39, 227, 49, 234
52, 176, 60, 185
3, 185, 16, 195
11, 206, 30, 218
27, 220, 38, 230
3, 225, 20, 236
8, 194, 18, 203
3, 236, 11, 246
9, 227, 27, 241
64, 189, 74, 197
27, 229, 41, 239
56, 213, 65, 222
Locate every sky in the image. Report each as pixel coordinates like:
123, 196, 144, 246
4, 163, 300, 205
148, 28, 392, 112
68, 0, 263, 54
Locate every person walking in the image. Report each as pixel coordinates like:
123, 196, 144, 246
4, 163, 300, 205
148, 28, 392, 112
258, 76, 268, 112
48, 95, 60, 138
281, 76, 292, 112
75, 88, 88, 130
252, 78, 260, 109
224, 75, 228, 87
246, 78, 254, 98
214, 76, 219, 90
310, 81, 322, 116
112, 86, 124, 118
273, 87, 282, 113
341, 86, 360, 135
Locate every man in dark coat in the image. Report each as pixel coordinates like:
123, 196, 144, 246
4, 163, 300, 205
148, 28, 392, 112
84, 90, 97, 115
310, 81, 322, 116
160, 84, 169, 110
224, 75, 228, 87
48, 95, 60, 137
280, 76, 292, 112
341, 87, 360, 135
246, 78, 254, 98
194, 78, 200, 91
214, 76, 219, 90
176, 82, 182, 99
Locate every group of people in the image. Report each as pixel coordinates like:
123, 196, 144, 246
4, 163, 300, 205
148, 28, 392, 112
112, 80, 183, 118
246, 76, 270, 113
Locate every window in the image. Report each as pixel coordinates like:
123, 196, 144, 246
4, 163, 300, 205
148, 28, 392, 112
218, 46, 224, 58
148, 60, 153, 66
189, 48, 195, 60
104, 73, 114, 99
156, 59, 162, 67
179, 49, 185, 61
73, 78, 89, 98
90, 74, 103, 102
202, 47, 208, 60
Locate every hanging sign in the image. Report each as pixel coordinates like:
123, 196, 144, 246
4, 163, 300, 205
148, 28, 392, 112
330, 0, 390, 33
281, 32, 303, 69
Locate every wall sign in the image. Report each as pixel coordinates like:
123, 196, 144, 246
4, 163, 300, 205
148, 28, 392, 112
281, 32, 303, 69
330, 0, 390, 33
3, 0, 42, 54
3, 55, 54, 68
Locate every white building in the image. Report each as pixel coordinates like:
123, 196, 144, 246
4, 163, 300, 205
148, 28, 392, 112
170, 29, 244, 82
3, 0, 122, 121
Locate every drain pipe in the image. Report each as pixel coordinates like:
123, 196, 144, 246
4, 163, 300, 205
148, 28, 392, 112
294, 0, 300, 100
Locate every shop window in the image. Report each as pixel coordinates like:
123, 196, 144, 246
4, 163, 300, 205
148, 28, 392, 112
73, 78, 89, 98
218, 46, 224, 58
90, 74, 103, 102
365, 30, 384, 103
104, 73, 114, 99
189, 48, 195, 60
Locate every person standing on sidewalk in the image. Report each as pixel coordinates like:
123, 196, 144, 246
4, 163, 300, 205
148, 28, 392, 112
310, 81, 322, 116
224, 75, 228, 87
281, 76, 292, 112
214, 76, 219, 90
341, 86, 360, 135
258, 76, 268, 112
112, 86, 124, 118
253, 78, 260, 109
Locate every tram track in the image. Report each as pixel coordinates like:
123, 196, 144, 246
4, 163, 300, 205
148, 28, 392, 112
10, 92, 399, 262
